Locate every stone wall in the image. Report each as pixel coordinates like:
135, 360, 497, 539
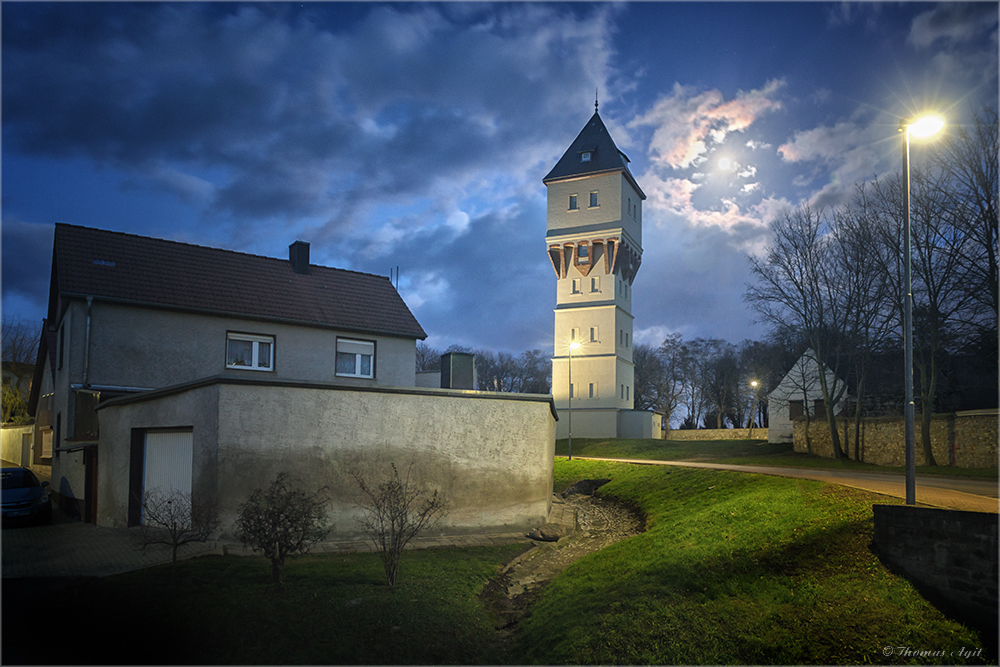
664, 428, 768, 441
872, 504, 998, 638
793, 410, 998, 468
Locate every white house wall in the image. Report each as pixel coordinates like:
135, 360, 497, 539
97, 381, 556, 539
50, 299, 418, 508
81, 301, 417, 389
768, 352, 846, 444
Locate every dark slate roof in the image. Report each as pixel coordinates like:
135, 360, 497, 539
543, 111, 646, 199
49, 224, 426, 340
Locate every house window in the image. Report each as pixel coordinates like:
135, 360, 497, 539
569, 194, 578, 210
590, 191, 599, 208
581, 151, 592, 162
227, 333, 274, 371
41, 430, 53, 460
789, 400, 804, 420
336, 339, 375, 378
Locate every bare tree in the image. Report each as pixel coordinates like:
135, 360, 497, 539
351, 463, 446, 587
745, 207, 851, 457
416, 342, 442, 371
134, 488, 219, 574
632, 343, 665, 412
657, 333, 693, 429
930, 105, 998, 328
234, 472, 330, 584
2, 316, 41, 424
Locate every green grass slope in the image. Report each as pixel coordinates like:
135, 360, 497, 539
518, 459, 988, 665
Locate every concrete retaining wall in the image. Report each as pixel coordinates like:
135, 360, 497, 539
873, 504, 998, 637
96, 377, 557, 540
664, 428, 768, 441
794, 410, 998, 468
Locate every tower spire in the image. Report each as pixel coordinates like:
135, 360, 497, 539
595, 88, 599, 114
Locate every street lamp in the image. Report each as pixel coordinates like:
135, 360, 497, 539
747, 380, 759, 439
899, 113, 944, 506
567, 341, 581, 460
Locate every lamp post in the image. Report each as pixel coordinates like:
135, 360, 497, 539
747, 380, 759, 439
568, 341, 581, 460
899, 114, 944, 506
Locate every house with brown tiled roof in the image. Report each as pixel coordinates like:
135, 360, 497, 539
27, 224, 556, 539
30, 223, 427, 521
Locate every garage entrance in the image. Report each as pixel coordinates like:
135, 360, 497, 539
127, 428, 193, 526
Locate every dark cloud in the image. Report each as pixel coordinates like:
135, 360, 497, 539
1, 220, 54, 314
3, 2, 613, 230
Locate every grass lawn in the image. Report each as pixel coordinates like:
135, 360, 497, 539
2, 544, 527, 665
3, 461, 991, 665
518, 459, 991, 665
557, 437, 999, 480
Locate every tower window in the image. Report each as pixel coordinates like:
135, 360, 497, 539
578, 245, 589, 263
589, 383, 597, 399
590, 326, 599, 343
589, 191, 599, 208
571, 278, 582, 294
569, 194, 578, 211
590, 276, 600, 292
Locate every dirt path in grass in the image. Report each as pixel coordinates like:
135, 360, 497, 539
484, 486, 645, 634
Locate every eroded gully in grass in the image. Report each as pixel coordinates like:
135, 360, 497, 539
482, 483, 646, 638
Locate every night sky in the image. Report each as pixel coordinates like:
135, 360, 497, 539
3, 2, 997, 354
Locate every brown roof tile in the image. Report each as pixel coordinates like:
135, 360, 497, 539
51, 224, 426, 339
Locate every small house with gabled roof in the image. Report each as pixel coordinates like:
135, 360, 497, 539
30, 223, 426, 521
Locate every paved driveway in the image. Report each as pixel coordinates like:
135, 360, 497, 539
574, 457, 999, 513
2, 507, 222, 579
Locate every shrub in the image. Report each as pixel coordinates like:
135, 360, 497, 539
351, 463, 446, 586
234, 472, 330, 584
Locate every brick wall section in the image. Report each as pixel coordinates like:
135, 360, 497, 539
873, 504, 998, 634
793, 411, 998, 469
664, 428, 768, 441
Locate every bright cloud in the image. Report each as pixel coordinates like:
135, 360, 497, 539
630, 79, 786, 170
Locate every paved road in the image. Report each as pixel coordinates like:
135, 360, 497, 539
572, 456, 1000, 513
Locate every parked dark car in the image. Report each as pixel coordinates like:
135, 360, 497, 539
1, 467, 52, 525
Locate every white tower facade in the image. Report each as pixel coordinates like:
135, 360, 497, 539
544, 108, 646, 439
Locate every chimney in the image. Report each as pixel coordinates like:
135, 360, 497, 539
289, 240, 310, 275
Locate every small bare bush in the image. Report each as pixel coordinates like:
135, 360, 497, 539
135, 488, 219, 572
234, 472, 329, 584
351, 463, 446, 586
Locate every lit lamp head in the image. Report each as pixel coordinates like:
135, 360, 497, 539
900, 114, 945, 138
569, 342, 581, 351
751, 380, 758, 389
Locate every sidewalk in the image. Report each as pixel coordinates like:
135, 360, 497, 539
574, 456, 1000, 513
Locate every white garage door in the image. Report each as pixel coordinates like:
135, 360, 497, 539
143, 430, 193, 511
